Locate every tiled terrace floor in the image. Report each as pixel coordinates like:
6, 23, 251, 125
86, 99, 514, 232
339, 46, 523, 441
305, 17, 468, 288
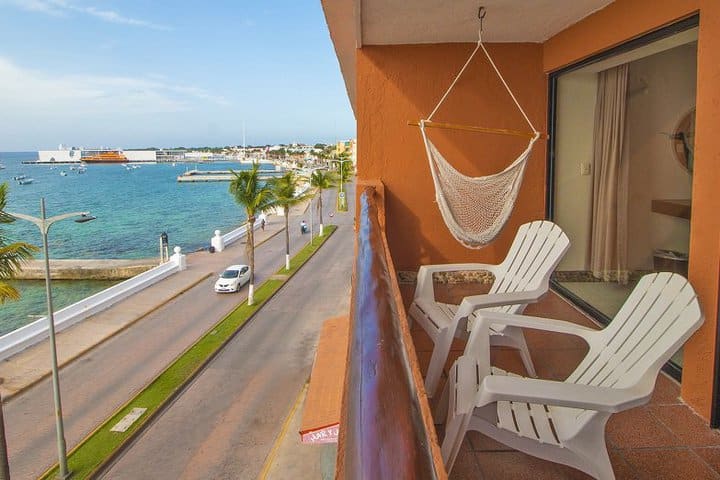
399, 282, 720, 480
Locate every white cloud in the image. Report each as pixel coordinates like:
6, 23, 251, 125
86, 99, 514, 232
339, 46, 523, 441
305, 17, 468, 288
1, 0, 171, 30
0, 56, 230, 117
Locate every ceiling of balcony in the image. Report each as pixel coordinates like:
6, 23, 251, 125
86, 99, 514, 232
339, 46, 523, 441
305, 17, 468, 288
321, 0, 615, 112
361, 0, 614, 45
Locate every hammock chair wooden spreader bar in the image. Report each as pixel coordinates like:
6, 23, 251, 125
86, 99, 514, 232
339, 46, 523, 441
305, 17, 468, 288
407, 120, 543, 139
415, 22, 543, 249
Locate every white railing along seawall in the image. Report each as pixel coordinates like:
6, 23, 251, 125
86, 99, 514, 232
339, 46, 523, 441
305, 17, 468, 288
0, 247, 187, 361
211, 217, 263, 252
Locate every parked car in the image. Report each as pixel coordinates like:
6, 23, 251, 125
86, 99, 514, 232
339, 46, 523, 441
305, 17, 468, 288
214, 264, 251, 293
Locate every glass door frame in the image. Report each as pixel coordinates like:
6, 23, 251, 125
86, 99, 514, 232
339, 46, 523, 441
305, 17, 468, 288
544, 14, 700, 385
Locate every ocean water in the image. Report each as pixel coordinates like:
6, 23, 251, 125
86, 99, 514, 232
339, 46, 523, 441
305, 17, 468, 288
0, 151, 272, 332
0, 280, 120, 335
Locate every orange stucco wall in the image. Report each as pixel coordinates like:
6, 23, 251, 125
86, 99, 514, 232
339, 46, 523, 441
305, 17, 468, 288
356, 43, 546, 271
543, 0, 719, 424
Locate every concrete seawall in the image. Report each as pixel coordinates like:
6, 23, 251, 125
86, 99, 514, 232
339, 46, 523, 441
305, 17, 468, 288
15, 259, 158, 280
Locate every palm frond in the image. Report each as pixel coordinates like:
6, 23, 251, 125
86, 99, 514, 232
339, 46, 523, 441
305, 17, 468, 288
0, 282, 20, 304
229, 164, 276, 219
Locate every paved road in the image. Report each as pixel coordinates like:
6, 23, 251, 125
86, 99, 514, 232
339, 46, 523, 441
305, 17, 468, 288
103, 185, 355, 479
5, 187, 342, 480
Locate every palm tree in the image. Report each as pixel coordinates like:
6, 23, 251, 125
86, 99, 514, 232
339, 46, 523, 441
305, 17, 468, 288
0, 182, 37, 303
229, 164, 275, 305
270, 172, 313, 271
309, 169, 337, 236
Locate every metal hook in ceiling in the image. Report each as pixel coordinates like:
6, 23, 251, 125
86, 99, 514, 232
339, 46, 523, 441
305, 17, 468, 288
478, 6, 487, 31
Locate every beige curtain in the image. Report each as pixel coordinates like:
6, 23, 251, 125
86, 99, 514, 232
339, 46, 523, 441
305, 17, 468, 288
590, 64, 630, 284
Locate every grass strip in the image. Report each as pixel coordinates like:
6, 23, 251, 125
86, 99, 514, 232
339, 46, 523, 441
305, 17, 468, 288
39, 225, 338, 480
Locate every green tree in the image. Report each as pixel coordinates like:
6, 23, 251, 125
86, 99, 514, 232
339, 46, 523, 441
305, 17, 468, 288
229, 164, 276, 305
309, 169, 337, 235
269, 172, 313, 270
0, 183, 37, 303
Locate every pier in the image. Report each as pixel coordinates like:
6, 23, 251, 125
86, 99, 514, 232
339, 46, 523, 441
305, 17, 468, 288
15, 258, 158, 280
177, 169, 285, 182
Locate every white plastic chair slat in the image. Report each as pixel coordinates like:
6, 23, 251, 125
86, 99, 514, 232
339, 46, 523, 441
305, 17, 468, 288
572, 274, 673, 385
497, 401, 516, 432
491, 222, 537, 294
497, 224, 563, 298
437, 302, 457, 320
581, 275, 681, 386
507, 227, 561, 294
494, 222, 541, 294
511, 401, 538, 439
599, 284, 697, 388
528, 403, 560, 445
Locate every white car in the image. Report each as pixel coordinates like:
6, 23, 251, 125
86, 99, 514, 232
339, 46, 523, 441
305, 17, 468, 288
214, 264, 251, 293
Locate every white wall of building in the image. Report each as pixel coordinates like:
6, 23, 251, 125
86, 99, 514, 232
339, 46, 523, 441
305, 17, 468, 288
38, 150, 82, 163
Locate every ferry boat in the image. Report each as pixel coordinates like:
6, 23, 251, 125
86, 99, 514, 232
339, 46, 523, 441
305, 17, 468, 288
36, 145, 159, 164
81, 149, 128, 163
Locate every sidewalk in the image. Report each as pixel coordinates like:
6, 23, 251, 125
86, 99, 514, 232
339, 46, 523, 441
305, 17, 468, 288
0, 214, 288, 399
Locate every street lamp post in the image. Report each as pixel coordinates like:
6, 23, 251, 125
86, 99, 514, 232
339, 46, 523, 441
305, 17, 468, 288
307, 167, 327, 243
331, 159, 352, 212
8, 198, 95, 480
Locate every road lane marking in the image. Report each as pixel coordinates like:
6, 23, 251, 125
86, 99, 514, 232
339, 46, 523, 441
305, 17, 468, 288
110, 407, 147, 433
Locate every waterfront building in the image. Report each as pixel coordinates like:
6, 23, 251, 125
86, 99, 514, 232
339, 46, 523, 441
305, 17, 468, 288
38, 146, 82, 163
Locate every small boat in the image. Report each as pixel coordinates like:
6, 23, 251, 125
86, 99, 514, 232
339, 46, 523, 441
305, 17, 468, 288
77, 167, 86, 174
17, 177, 33, 185
0, 164, 5, 170
13, 174, 26, 181
60, 171, 67, 176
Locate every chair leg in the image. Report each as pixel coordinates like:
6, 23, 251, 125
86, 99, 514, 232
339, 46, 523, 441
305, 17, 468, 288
425, 328, 454, 398
493, 327, 537, 377
432, 376, 450, 423
441, 375, 473, 474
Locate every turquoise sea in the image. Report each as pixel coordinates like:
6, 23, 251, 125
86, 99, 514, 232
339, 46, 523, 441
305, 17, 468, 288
0, 151, 271, 334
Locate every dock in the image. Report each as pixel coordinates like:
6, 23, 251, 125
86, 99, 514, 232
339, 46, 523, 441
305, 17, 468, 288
15, 259, 158, 280
177, 169, 285, 182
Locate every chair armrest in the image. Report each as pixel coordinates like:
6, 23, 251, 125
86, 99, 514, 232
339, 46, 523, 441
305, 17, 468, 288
475, 375, 649, 413
470, 310, 600, 342
456, 290, 544, 318
415, 263, 500, 301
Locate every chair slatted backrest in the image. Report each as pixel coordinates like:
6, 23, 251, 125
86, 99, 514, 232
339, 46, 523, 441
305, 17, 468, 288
568, 273, 702, 391
488, 221, 570, 314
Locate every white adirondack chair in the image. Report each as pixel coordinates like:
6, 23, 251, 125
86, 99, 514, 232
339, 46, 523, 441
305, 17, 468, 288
440, 272, 703, 479
409, 220, 569, 398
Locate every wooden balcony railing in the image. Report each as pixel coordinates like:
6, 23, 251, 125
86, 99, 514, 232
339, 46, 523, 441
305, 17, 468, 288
337, 183, 446, 479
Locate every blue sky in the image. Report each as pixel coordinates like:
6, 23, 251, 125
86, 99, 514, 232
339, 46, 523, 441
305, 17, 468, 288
0, 0, 355, 150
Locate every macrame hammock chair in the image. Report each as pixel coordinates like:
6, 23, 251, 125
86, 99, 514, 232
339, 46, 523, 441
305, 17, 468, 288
418, 29, 540, 249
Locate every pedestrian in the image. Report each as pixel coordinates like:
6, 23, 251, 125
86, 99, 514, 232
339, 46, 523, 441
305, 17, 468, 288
259, 211, 267, 231
300, 220, 308, 234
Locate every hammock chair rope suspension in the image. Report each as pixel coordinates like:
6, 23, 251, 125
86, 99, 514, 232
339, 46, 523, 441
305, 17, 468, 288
416, 15, 542, 249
